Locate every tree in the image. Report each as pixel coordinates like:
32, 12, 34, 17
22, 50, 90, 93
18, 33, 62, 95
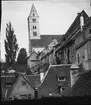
17, 48, 27, 64
4, 21, 18, 65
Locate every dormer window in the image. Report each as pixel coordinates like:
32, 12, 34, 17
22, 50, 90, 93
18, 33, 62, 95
58, 76, 66, 81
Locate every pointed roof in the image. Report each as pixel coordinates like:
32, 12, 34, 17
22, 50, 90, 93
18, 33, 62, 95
29, 4, 39, 17
6, 73, 35, 99
25, 74, 41, 88
27, 50, 38, 59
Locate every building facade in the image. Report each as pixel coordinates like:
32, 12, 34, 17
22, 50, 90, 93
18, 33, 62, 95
55, 10, 91, 70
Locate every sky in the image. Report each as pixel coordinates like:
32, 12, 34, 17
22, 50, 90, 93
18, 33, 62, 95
1, 0, 91, 61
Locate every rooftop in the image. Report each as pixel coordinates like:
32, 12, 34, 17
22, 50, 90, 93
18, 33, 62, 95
30, 35, 63, 48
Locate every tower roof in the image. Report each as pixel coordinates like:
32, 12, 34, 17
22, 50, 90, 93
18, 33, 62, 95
29, 4, 39, 17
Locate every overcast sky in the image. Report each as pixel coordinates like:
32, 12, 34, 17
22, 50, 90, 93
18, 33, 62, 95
1, 0, 91, 61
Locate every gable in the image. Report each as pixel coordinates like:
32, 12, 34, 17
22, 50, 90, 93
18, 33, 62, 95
29, 4, 39, 17
28, 52, 37, 61
9, 75, 34, 98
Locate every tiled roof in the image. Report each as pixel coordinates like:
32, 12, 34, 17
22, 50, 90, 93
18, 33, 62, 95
55, 10, 89, 49
39, 64, 71, 87
30, 35, 63, 47
69, 70, 91, 96
25, 75, 41, 88
65, 10, 89, 37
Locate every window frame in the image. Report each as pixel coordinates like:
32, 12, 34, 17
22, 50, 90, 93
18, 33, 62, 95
58, 76, 66, 82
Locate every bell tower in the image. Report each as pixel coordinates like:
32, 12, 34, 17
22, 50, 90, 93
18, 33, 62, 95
28, 4, 40, 55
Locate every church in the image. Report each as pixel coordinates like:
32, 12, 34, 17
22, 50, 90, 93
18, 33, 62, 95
27, 4, 62, 55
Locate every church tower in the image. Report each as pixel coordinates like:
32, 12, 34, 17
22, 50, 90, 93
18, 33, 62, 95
28, 4, 40, 55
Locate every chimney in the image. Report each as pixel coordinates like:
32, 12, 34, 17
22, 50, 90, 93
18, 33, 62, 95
80, 12, 84, 31
40, 72, 44, 83
70, 64, 79, 87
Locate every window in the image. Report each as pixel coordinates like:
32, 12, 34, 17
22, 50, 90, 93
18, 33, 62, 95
20, 94, 27, 99
35, 26, 36, 29
21, 81, 26, 86
89, 29, 91, 34
85, 49, 88, 61
58, 86, 66, 93
77, 54, 80, 63
33, 26, 35, 29
33, 26, 37, 29
9, 97, 12, 100
32, 18, 36, 22
58, 76, 66, 81
60, 87, 65, 93
33, 31, 37, 36
28, 94, 31, 99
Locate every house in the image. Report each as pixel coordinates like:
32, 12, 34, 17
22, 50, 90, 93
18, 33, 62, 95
6, 73, 35, 100
37, 63, 84, 98
36, 38, 62, 66
54, 10, 91, 71
38, 64, 72, 98
1, 72, 17, 100
27, 50, 39, 73
75, 17, 91, 70
6, 73, 41, 100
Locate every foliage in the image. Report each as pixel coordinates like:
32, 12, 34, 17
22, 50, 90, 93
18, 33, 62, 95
17, 48, 27, 64
4, 21, 18, 66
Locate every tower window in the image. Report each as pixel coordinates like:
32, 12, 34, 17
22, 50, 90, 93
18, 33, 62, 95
77, 54, 80, 63
33, 31, 37, 36
35, 26, 36, 29
32, 18, 36, 22
33, 26, 37, 29
89, 29, 91, 34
